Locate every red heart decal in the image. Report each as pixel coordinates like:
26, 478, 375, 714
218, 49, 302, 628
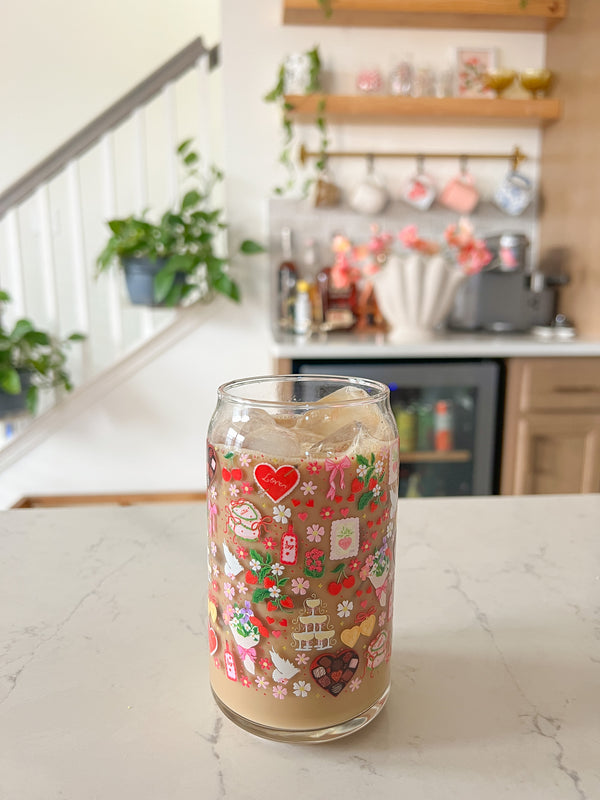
366, 586, 372, 594
357, 590, 363, 597
334, 495, 342, 503
347, 494, 355, 502
376, 517, 382, 525
254, 463, 300, 502
279, 619, 288, 627
361, 599, 368, 608
367, 521, 374, 528
292, 499, 301, 507
340, 508, 349, 517
298, 512, 308, 521
266, 616, 275, 624
311, 648, 359, 696
272, 630, 282, 638
306, 499, 314, 507
371, 532, 377, 539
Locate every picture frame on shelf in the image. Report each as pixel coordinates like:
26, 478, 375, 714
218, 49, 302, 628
455, 47, 497, 98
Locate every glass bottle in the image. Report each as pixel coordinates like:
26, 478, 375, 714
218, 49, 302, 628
277, 227, 297, 331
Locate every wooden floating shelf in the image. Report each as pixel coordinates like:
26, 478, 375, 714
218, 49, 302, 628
283, 0, 567, 32
285, 94, 561, 125
399, 450, 472, 463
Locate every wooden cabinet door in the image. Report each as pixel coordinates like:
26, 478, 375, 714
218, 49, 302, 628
509, 413, 600, 495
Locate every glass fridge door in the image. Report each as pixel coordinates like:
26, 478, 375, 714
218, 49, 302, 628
296, 360, 500, 497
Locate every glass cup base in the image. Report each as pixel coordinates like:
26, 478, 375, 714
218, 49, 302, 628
211, 684, 390, 744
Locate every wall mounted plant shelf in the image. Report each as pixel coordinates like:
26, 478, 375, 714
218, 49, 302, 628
284, 94, 561, 126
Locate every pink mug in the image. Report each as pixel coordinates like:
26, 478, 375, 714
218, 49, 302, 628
439, 171, 479, 214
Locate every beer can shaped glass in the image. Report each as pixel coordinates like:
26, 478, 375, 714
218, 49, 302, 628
206, 375, 399, 742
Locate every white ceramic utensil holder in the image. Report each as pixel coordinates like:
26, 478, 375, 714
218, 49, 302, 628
372, 253, 466, 341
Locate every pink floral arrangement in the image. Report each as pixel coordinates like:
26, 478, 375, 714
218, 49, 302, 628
398, 218, 492, 275
330, 224, 393, 289
328, 219, 491, 290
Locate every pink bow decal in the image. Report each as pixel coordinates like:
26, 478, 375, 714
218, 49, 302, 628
325, 456, 351, 500
237, 644, 257, 663
375, 579, 388, 607
250, 514, 273, 538
208, 502, 217, 536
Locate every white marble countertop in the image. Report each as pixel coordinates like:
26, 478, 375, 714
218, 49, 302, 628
1, 497, 599, 799
272, 330, 600, 360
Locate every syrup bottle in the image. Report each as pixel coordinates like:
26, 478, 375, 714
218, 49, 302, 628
277, 227, 297, 331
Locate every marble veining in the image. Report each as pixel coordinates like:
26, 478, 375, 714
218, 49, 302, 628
0, 497, 599, 799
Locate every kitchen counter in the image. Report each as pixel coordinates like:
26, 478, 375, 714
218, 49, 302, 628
272, 330, 600, 360
1, 497, 599, 799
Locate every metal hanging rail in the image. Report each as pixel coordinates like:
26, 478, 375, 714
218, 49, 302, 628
299, 144, 528, 171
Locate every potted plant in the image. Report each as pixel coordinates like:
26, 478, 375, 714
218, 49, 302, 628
96, 140, 264, 307
0, 289, 85, 418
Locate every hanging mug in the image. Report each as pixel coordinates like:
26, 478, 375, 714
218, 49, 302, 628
494, 169, 533, 216
439, 158, 480, 214
402, 158, 436, 211
349, 156, 389, 215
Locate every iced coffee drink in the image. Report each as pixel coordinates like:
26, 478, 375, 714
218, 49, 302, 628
206, 376, 399, 742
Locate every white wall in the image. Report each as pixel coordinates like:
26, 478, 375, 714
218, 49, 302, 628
0, 0, 220, 192
0, 0, 548, 506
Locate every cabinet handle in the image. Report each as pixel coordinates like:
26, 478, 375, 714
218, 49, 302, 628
553, 385, 600, 394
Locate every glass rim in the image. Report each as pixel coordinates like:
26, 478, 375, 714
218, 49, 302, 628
217, 374, 389, 410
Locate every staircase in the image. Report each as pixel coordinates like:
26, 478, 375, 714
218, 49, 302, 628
0, 38, 221, 455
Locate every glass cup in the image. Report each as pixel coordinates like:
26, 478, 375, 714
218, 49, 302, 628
206, 375, 399, 742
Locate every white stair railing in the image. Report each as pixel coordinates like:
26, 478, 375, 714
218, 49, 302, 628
0, 38, 219, 449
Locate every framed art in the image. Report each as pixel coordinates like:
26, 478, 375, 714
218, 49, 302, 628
455, 47, 497, 98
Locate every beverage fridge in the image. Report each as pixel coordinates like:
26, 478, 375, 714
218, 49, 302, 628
295, 360, 502, 497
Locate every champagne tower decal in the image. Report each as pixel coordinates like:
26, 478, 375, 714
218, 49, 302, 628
292, 598, 336, 652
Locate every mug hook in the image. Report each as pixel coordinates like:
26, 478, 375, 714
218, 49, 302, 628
416, 155, 425, 175
460, 155, 468, 175
366, 153, 375, 174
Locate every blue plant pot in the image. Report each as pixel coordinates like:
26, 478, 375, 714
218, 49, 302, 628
122, 257, 186, 307
0, 371, 31, 419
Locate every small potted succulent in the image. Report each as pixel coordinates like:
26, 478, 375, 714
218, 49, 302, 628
96, 140, 264, 307
0, 289, 85, 418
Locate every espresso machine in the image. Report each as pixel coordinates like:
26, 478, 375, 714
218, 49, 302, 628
448, 233, 568, 333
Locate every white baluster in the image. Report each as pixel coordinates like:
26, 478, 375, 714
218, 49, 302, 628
100, 132, 124, 354
163, 81, 179, 208
196, 51, 212, 165
36, 184, 60, 333
66, 160, 92, 378
4, 210, 26, 320
133, 108, 155, 338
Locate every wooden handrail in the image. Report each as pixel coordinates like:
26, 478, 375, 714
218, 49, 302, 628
0, 38, 220, 218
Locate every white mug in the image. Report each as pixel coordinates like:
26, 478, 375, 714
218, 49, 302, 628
349, 175, 389, 215
402, 172, 436, 211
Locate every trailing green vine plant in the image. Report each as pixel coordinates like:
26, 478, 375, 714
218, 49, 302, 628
317, 0, 333, 17
264, 46, 328, 195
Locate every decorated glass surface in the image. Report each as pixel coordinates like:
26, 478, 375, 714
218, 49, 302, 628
206, 375, 399, 742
